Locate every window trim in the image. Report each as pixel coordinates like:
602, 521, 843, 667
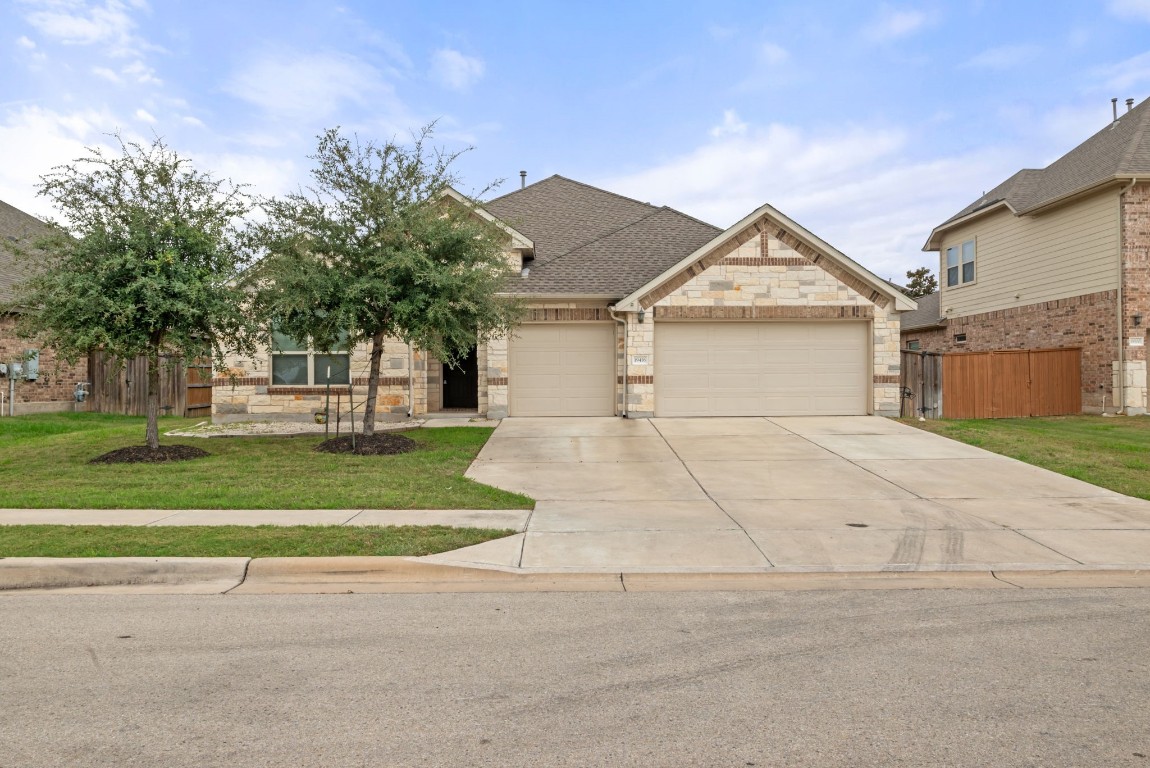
944, 238, 977, 288
270, 331, 351, 387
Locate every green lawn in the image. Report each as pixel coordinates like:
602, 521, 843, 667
905, 415, 1150, 500
0, 524, 511, 557
0, 413, 533, 510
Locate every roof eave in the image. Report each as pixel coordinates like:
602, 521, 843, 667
439, 187, 535, 252
616, 202, 916, 313
1017, 175, 1138, 216
923, 200, 1014, 251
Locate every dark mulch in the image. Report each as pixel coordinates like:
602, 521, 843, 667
314, 432, 419, 456
89, 445, 211, 464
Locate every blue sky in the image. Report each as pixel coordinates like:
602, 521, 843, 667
3, 0, 1150, 282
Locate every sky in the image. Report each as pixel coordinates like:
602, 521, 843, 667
3, 0, 1150, 283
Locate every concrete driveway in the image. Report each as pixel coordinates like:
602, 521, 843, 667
426, 416, 1150, 572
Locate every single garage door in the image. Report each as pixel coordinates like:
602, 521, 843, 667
655, 321, 869, 417
509, 324, 616, 416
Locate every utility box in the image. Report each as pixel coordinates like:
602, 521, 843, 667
23, 349, 39, 381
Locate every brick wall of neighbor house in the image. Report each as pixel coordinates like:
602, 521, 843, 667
637, 234, 902, 416
1121, 182, 1150, 412
901, 290, 1121, 412
0, 314, 88, 413
213, 337, 420, 424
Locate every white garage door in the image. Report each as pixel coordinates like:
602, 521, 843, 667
654, 322, 869, 417
509, 324, 616, 416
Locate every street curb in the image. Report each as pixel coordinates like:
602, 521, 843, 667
1, 558, 1147, 594
0, 557, 250, 594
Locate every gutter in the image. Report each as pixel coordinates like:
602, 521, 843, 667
1117, 178, 1137, 413
608, 305, 627, 417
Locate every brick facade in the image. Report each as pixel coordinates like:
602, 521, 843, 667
0, 314, 87, 414
1121, 183, 1150, 412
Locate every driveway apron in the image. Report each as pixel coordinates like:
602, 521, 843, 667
433, 416, 1150, 573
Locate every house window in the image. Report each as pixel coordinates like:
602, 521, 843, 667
907, 340, 921, 351
946, 239, 976, 287
954, 333, 967, 344
271, 330, 350, 385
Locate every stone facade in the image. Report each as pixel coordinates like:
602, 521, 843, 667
1121, 182, 1150, 413
0, 314, 88, 414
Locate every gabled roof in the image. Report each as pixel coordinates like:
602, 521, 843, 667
616, 203, 916, 313
0, 199, 54, 306
899, 291, 944, 331
926, 97, 1150, 249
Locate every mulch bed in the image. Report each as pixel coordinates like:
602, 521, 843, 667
89, 445, 211, 464
314, 432, 419, 456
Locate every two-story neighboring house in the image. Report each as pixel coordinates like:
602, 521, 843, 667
908, 97, 1150, 414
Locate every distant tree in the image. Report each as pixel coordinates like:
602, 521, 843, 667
7, 136, 258, 450
249, 126, 523, 436
903, 267, 938, 298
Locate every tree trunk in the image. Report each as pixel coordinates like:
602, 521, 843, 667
145, 348, 161, 450
361, 330, 385, 437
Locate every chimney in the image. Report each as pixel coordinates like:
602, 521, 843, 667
1127, 98, 1135, 112
519, 170, 526, 189
1113, 98, 1119, 123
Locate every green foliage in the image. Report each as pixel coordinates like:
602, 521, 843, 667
249, 125, 523, 433
5, 135, 260, 447
903, 266, 938, 298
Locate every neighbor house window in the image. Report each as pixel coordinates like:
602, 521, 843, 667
946, 239, 976, 287
271, 330, 350, 385
954, 333, 967, 344
907, 340, 921, 351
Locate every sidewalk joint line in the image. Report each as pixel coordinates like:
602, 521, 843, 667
145, 511, 182, 526
1011, 529, 1085, 565
340, 509, 365, 526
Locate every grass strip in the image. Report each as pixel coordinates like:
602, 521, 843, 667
0, 525, 513, 558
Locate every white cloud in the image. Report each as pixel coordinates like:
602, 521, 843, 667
1098, 50, 1150, 93
961, 44, 1040, 70
92, 65, 120, 82
599, 115, 1017, 279
123, 59, 160, 84
709, 110, 748, 138
134, 107, 155, 123
760, 42, 789, 65
1108, 0, 1150, 22
224, 51, 390, 120
430, 48, 485, 91
180, 115, 205, 128
18, 0, 147, 56
863, 6, 929, 42
16, 35, 37, 49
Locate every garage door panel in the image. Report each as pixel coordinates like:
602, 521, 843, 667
655, 322, 868, 417
509, 324, 615, 417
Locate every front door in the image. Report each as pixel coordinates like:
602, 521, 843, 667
442, 346, 478, 409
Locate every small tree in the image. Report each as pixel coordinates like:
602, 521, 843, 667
7, 136, 258, 450
250, 126, 522, 436
903, 266, 938, 298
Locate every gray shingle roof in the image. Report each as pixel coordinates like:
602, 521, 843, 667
899, 291, 943, 331
0, 199, 54, 307
937, 97, 1150, 230
485, 175, 722, 296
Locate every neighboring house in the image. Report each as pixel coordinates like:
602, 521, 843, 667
912, 97, 1150, 414
214, 175, 914, 423
899, 291, 942, 351
0, 199, 87, 415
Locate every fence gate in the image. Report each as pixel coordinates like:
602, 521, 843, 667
941, 348, 1081, 419
87, 352, 211, 418
900, 350, 943, 418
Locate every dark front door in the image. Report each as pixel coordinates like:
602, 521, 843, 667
442, 346, 478, 409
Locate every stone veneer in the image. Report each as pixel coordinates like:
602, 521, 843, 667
0, 314, 88, 414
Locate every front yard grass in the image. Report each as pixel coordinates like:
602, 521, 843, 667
0, 413, 533, 510
905, 415, 1150, 500
0, 524, 512, 557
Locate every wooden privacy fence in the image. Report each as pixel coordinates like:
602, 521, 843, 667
900, 350, 943, 419
87, 351, 213, 418
941, 348, 1081, 419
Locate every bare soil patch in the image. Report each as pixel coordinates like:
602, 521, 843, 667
314, 432, 419, 456
89, 445, 211, 464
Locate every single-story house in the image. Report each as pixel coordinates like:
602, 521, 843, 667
0, 198, 88, 415
213, 175, 915, 422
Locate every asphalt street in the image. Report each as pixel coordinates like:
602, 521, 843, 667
2, 589, 1148, 767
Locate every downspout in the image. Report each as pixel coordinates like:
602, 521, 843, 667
608, 306, 628, 417
407, 342, 414, 418
1118, 178, 1137, 414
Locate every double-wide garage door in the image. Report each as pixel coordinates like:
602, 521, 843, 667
509, 324, 616, 416
654, 321, 869, 417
